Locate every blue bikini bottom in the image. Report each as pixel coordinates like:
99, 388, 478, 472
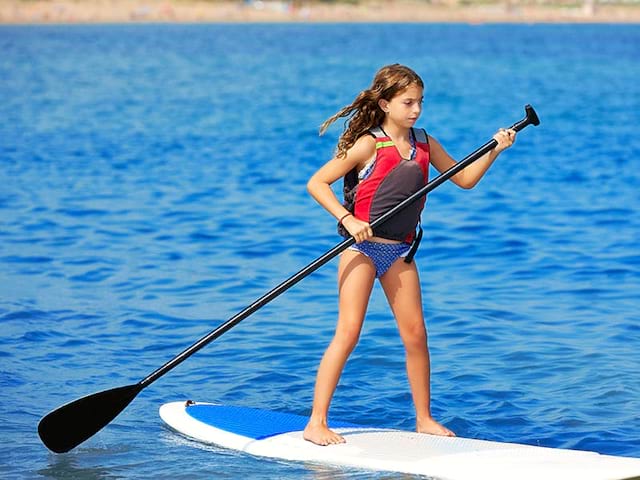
348, 241, 411, 278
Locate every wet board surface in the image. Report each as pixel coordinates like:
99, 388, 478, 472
159, 401, 640, 480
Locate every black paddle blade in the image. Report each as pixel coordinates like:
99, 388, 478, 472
38, 383, 143, 453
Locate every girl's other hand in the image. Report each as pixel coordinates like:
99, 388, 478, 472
343, 216, 374, 243
493, 128, 516, 153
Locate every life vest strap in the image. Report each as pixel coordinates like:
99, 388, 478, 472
404, 223, 423, 264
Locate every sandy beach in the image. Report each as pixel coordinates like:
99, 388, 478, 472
2, 0, 640, 24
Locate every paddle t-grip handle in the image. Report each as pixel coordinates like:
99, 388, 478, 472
514, 104, 540, 131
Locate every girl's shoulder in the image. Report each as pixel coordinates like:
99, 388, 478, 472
426, 133, 441, 146
350, 132, 377, 153
343, 133, 377, 169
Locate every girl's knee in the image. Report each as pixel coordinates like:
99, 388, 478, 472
331, 328, 361, 354
400, 322, 428, 352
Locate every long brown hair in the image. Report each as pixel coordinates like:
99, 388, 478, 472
320, 64, 424, 159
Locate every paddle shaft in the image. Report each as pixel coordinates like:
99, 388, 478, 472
140, 105, 539, 388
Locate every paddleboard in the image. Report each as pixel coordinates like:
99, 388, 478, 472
159, 401, 640, 480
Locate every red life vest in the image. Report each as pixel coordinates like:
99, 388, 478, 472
339, 127, 430, 244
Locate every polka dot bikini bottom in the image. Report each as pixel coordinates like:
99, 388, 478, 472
348, 241, 411, 278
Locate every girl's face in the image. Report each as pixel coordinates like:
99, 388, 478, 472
379, 83, 424, 129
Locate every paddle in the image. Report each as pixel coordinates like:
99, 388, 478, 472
38, 105, 540, 454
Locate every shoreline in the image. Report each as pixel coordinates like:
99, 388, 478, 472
2, 0, 640, 24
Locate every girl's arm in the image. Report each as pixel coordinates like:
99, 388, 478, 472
307, 135, 376, 243
429, 129, 516, 189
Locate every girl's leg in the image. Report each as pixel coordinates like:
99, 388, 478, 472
304, 249, 376, 446
380, 259, 455, 437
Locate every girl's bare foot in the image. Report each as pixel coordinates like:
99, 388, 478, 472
303, 422, 346, 446
417, 417, 456, 437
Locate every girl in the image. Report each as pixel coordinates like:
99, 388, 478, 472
304, 64, 516, 446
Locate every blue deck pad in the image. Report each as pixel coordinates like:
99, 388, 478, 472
186, 404, 360, 440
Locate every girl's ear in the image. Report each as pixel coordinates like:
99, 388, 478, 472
378, 99, 389, 113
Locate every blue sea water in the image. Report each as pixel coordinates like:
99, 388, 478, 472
1, 22, 639, 479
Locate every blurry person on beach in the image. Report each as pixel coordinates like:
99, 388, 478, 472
304, 64, 516, 446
